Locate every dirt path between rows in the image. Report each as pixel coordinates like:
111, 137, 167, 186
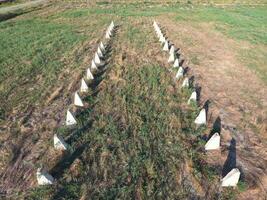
158, 16, 267, 199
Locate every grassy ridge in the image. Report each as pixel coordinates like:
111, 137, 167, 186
26, 19, 224, 199
28, 64, 213, 199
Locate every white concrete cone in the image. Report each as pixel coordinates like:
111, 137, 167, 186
222, 168, 241, 187
158, 32, 163, 40
175, 67, 184, 80
108, 26, 113, 34
173, 58, 179, 68
108, 26, 113, 33
205, 133, 220, 150
155, 27, 160, 34
80, 78, 88, 93
187, 91, 197, 104
182, 77, 189, 88
97, 47, 103, 58
159, 35, 163, 42
111, 21, 115, 29
100, 42, 105, 52
108, 23, 112, 31
37, 168, 54, 185
66, 109, 77, 126
156, 31, 161, 38
168, 52, 175, 63
109, 28, 113, 36
86, 68, 94, 80
163, 41, 169, 51
74, 91, 84, 107
169, 45, 175, 55
159, 35, 165, 43
105, 30, 111, 39
54, 134, 68, 150
91, 60, 97, 70
155, 29, 160, 36
162, 37, 166, 44
194, 108, 206, 125
94, 52, 101, 65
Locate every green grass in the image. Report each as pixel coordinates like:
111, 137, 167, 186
36, 65, 209, 199
174, 5, 267, 83
239, 47, 267, 83
175, 6, 267, 45
1, 1, 266, 199
0, 18, 86, 116
24, 51, 213, 198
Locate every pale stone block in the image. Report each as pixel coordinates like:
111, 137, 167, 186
156, 30, 161, 37
159, 35, 166, 43
169, 45, 175, 55
86, 68, 94, 80
182, 77, 189, 88
94, 52, 101, 65
110, 21, 114, 29
80, 78, 88, 93
37, 168, 54, 185
155, 26, 160, 33
100, 42, 105, 52
158, 32, 163, 39
74, 91, 84, 107
205, 132, 220, 150
163, 41, 169, 51
187, 91, 197, 104
97, 47, 103, 58
54, 134, 68, 150
194, 108, 206, 125
168, 52, 175, 63
105, 30, 111, 39
173, 58, 179, 68
66, 109, 77, 126
175, 67, 184, 79
222, 168, 241, 187
91, 60, 97, 70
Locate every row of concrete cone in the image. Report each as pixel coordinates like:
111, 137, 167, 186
36, 21, 115, 186
153, 21, 240, 188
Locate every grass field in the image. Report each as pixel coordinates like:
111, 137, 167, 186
0, 1, 266, 199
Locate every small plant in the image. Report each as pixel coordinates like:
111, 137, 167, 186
237, 180, 247, 192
